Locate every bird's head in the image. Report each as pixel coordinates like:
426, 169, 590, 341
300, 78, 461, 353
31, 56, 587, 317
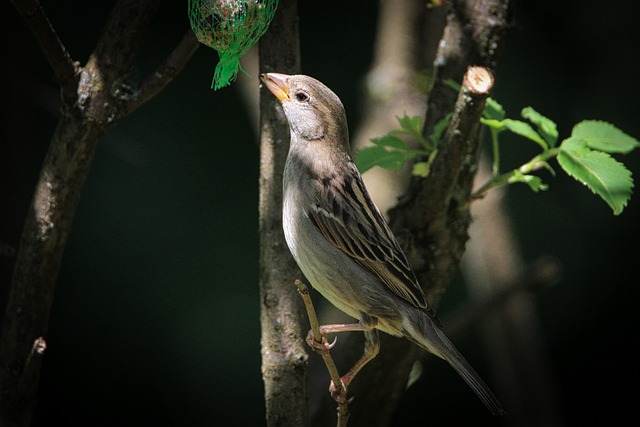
260, 73, 349, 146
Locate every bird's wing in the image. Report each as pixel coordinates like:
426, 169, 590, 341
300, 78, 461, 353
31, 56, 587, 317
308, 162, 438, 320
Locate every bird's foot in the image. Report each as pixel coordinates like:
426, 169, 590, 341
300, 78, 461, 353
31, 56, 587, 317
329, 378, 353, 404
306, 329, 337, 354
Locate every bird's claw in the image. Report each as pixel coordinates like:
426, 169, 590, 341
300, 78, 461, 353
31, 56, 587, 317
329, 378, 353, 404
306, 330, 337, 353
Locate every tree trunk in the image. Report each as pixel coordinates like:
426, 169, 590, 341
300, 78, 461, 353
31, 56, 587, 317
0, 1, 198, 424
258, 1, 309, 426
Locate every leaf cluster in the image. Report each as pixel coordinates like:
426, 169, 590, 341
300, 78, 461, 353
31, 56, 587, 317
355, 88, 639, 215
355, 115, 440, 177
480, 99, 638, 215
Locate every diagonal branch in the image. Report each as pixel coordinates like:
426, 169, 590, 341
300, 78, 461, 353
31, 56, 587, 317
120, 30, 201, 116
9, 0, 77, 90
389, 0, 516, 304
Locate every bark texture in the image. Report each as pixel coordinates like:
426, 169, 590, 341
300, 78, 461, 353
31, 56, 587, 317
258, 1, 309, 426
1, 2, 198, 425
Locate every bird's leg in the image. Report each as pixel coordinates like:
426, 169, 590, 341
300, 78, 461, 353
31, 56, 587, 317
329, 327, 380, 402
305, 317, 376, 353
305, 314, 381, 402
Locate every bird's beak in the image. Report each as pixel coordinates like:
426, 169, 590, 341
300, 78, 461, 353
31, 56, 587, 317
260, 73, 290, 102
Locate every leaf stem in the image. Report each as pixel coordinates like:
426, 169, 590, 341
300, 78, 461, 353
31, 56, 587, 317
471, 147, 560, 199
491, 127, 500, 176
518, 147, 560, 174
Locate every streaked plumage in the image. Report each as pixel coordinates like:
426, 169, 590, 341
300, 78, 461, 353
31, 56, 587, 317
261, 72, 505, 416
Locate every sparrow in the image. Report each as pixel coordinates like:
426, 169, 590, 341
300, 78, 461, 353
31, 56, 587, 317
260, 72, 505, 415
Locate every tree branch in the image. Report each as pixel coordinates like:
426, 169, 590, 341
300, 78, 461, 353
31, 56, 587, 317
121, 30, 201, 116
0, 2, 198, 424
389, 0, 516, 304
9, 0, 77, 90
258, 1, 309, 426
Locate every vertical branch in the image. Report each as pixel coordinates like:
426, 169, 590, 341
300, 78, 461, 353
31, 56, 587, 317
258, 1, 309, 425
389, 0, 516, 303
422, 0, 515, 144
0, 115, 104, 426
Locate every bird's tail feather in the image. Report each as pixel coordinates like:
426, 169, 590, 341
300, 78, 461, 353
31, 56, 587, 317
407, 319, 506, 416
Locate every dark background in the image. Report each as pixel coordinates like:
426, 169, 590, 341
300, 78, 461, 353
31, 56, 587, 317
2, 1, 638, 425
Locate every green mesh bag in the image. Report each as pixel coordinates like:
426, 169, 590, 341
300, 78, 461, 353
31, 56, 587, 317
188, 0, 279, 90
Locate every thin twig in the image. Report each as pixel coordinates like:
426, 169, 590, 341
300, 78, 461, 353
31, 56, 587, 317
10, 0, 77, 88
294, 280, 350, 427
121, 30, 201, 116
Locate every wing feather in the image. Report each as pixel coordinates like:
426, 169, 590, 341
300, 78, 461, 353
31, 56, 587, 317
308, 162, 437, 319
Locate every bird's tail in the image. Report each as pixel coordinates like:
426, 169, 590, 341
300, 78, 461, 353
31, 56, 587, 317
405, 316, 506, 416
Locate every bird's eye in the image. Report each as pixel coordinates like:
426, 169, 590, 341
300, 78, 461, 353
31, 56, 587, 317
295, 91, 309, 102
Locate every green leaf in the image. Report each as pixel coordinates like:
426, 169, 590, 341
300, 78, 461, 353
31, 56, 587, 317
397, 115, 422, 136
571, 120, 640, 154
355, 146, 409, 173
558, 137, 634, 215
429, 113, 452, 146
480, 118, 505, 130
502, 119, 548, 150
371, 135, 408, 149
411, 149, 438, 177
521, 107, 558, 147
481, 117, 548, 149
388, 115, 424, 143
484, 97, 506, 121
412, 161, 431, 177
508, 171, 548, 192
443, 79, 461, 92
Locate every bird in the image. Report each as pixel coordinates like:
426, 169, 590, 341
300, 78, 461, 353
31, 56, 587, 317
260, 72, 505, 416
